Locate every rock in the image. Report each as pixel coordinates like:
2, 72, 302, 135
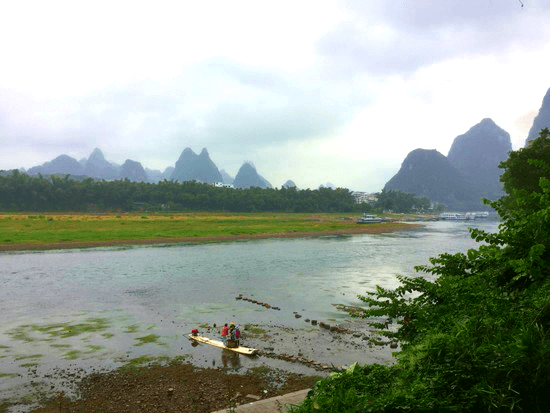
27, 154, 85, 176
526, 87, 550, 145
282, 180, 297, 188
171, 147, 223, 184
233, 162, 272, 189
385, 117, 513, 210
119, 159, 148, 182
245, 394, 261, 401
448, 118, 511, 200
84, 148, 119, 180
384, 148, 478, 211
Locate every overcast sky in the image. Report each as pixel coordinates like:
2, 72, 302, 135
1, 0, 550, 191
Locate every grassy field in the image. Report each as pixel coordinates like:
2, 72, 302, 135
0, 212, 382, 248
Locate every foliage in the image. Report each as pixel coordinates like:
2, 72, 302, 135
0, 172, 357, 213
498, 128, 550, 216
292, 130, 550, 412
374, 189, 441, 213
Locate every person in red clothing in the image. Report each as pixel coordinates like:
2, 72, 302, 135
221, 323, 229, 345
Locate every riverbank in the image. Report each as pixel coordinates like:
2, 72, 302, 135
0, 212, 421, 251
3, 319, 395, 413
22, 360, 320, 413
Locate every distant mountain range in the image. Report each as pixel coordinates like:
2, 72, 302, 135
171, 148, 223, 184
23, 146, 280, 189
233, 162, 273, 189
11, 86, 550, 203
384, 87, 550, 211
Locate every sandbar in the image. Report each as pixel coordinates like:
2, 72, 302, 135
0, 222, 420, 251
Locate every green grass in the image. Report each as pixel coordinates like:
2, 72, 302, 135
124, 324, 140, 334
0, 212, 407, 248
244, 324, 266, 335
63, 345, 104, 360
8, 318, 109, 342
117, 354, 188, 374
19, 362, 40, 367
8, 318, 110, 342
14, 354, 42, 361
133, 334, 161, 346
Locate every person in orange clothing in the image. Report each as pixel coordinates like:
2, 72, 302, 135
221, 323, 229, 345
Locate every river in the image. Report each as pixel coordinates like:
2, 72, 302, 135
0, 219, 499, 408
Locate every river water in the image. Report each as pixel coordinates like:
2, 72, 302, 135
0, 220, 499, 406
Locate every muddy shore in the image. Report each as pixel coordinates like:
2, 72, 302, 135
4, 320, 396, 413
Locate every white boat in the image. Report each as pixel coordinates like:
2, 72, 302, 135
439, 212, 467, 220
439, 212, 475, 221
357, 214, 383, 224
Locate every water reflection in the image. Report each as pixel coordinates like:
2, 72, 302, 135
222, 350, 241, 369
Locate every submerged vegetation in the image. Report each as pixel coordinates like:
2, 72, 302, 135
7, 318, 111, 342
293, 129, 550, 412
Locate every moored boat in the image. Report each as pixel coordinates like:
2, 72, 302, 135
188, 334, 259, 355
439, 211, 488, 221
357, 214, 383, 224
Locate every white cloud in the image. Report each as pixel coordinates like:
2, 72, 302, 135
1, 0, 549, 192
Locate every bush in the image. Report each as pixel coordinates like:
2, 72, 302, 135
292, 129, 550, 412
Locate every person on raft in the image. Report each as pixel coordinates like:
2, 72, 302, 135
221, 323, 229, 345
225, 321, 240, 348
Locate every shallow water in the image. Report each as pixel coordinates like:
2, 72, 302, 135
0, 220, 499, 406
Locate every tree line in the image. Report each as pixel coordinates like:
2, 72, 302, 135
0, 169, 444, 214
373, 188, 445, 213
0, 171, 358, 213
